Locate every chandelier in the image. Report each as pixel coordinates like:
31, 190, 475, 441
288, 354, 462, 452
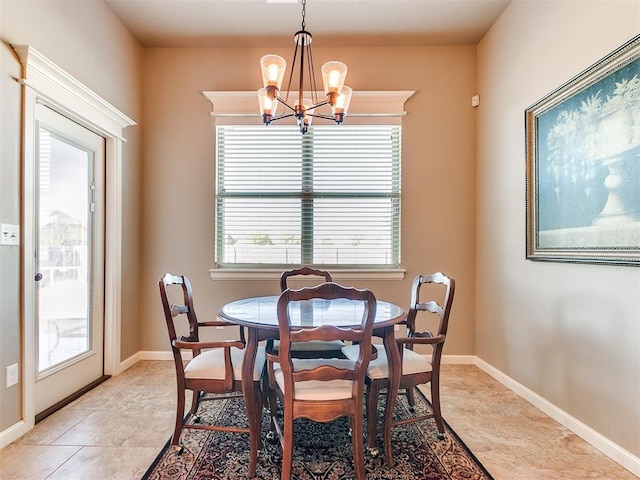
257, 0, 352, 133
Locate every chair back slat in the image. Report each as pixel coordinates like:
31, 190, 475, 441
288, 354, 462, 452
291, 325, 363, 344
406, 273, 455, 341
279, 267, 333, 292
276, 282, 376, 388
159, 274, 199, 341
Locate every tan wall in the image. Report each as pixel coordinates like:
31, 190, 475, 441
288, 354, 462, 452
0, 0, 142, 429
476, 1, 640, 456
139, 46, 477, 354
0, 40, 23, 432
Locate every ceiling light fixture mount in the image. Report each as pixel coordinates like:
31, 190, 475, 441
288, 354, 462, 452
257, 0, 352, 133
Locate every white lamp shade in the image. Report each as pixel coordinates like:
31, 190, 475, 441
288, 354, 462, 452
321, 61, 348, 94
332, 86, 353, 116
260, 54, 287, 90
257, 88, 279, 116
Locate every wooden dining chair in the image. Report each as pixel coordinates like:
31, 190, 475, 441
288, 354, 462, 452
279, 266, 332, 291
266, 282, 377, 480
276, 267, 345, 359
158, 273, 266, 477
342, 271, 455, 455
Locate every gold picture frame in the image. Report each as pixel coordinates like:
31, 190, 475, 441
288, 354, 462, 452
525, 34, 640, 265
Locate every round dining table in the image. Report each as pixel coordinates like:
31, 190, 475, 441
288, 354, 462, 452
218, 294, 406, 472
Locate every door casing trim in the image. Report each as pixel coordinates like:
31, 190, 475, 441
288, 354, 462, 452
0, 45, 136, 447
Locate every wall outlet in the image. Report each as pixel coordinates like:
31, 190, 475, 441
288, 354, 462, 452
0, 223, 20, 246
471, 94, 480, 107
6, 363, 18, 387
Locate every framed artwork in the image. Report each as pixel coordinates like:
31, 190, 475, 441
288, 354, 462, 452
525, 34, 640, 266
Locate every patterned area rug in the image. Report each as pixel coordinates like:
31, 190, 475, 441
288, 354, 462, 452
142, 389, 493, 480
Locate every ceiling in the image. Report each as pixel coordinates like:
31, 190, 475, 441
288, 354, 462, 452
103, 0, 512, 48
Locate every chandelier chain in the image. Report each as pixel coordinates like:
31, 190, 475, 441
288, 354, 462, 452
301, 0, 306, 30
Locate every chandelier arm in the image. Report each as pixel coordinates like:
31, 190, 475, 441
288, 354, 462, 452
307, 113, 336, 121
275, 96, 297, 113
298, 34, 307, 110
308, 99, 330, 110
306, 39, 319, 106
283, 39, 300, 106
271, 113, 296, 122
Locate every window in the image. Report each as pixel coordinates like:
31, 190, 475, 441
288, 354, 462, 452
215, 125, 401, 268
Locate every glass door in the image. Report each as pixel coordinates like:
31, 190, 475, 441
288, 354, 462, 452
34, 104, 105, 416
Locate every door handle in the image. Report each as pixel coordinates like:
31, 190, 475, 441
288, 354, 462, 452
35, 272, 43, 282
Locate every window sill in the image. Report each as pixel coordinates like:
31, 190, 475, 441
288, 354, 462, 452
209, 268, 406, 281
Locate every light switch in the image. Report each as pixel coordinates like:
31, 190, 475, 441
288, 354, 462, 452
6, 364, 18, 387
0, 224, 20, 246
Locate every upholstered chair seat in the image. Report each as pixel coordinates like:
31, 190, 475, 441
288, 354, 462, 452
185, 346, 266, 381
272, 358, 358, 400
342, 344, 432, 379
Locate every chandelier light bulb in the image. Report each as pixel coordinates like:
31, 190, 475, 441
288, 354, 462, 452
260, 54, 287, 90
322, 61, 348, 95
328, 70, 341, 89
265, 97, 274, 111
332, 86, 352, 124
333, 86, 352, 113
258, 88, 278, 116
268, 64, 279, 82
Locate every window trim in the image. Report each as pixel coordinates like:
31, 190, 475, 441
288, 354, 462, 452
203, 90, 414, 281
202, 90, 415, 124
209, 267, 406, 281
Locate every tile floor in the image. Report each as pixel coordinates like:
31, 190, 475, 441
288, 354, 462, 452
0, 362, 637, 480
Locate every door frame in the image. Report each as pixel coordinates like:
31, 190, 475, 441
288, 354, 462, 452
8, 45, 135, 444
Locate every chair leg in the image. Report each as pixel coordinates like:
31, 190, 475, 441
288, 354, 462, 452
267, 386, 279, 435
281, 409, 294, 480
351, 414, 366, 480
431, 379, 445, 438
261, 367, 269, 410
406, 386, 416, 410
172, 387, 186, 448
190, 390, 200, 418
366, 381, 380, 449
248, 382, 262, 478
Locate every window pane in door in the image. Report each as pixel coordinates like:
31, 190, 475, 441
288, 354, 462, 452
37, 128, 92, 373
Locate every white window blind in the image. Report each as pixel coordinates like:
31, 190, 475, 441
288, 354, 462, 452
215, 124, 401, 267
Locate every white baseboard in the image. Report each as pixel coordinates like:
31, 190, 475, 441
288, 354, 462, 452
138, 350, 190, 361
118, 350, 178, 374
135, 350, 175, 361
118, 351, 142, 373
442, 354, 476, 364
0, 420, 30, 449
474, 357, 640, 478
